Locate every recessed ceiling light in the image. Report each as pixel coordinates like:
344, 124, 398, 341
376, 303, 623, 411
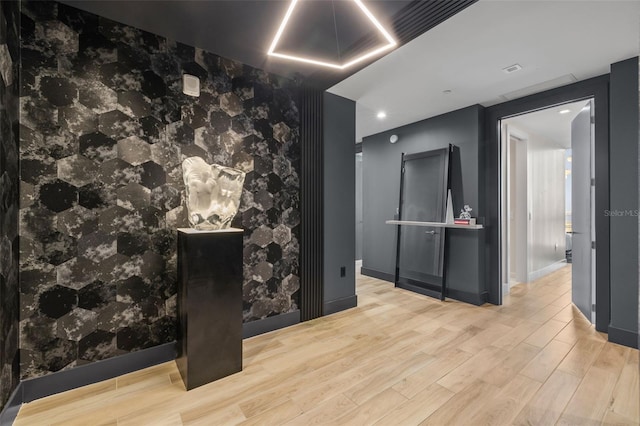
443, 89, 452, 94
267, 0, 397, 70
377, 111, 386, 119
559, 109, 571, 114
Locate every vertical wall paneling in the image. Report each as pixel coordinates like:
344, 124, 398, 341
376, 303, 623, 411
300, 87, 323, 321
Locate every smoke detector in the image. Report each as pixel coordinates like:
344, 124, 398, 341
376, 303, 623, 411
502, 64, 522, 74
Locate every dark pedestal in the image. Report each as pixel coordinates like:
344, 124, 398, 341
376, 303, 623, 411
176, 228, 243, 390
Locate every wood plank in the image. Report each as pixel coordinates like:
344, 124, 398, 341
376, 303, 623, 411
558, 336, 606, 377
609, 349, 640, 421
375, 383, 454, 425
520, 339, 574, 383
512, 370, 582, 426
333, 388, 407, 425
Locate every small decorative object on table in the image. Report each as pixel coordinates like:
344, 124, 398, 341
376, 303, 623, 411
455, 205, 476, 225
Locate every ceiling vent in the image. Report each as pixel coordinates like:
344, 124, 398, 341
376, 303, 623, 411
502, 64, 522, 74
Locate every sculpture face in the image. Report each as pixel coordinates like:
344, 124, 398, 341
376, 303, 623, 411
182, 157, 245, 230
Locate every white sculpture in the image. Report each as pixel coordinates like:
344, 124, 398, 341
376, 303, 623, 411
182, 157, 245, 230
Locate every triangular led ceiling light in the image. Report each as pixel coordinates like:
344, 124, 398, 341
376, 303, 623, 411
268, 0, 396, 70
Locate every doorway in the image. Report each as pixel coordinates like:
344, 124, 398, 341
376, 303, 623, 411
500, 99, 595, 323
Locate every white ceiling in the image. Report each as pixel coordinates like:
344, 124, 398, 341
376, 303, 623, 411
327, 0, 640, 142
504, 100, 589, 148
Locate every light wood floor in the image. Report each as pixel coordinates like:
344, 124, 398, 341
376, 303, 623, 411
14, 266, 640, 425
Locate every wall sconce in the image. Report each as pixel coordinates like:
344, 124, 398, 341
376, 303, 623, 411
390, 134, 398, 144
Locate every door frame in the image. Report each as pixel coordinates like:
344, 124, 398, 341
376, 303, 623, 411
484, 75, 610, 332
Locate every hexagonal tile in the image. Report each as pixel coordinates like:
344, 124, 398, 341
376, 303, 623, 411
150, 141, 180, 168
78, 280, 116, 310
231, 114, 253, 136
39, 76, 78, 107
220, 129, 242, 152
78, 32, 117, 62
36, 20, 79, 54
209, 111, 231, 133
117, 324, 151, 351
39, 337, 78, 372
232, 76, 254, 100
232, 151, 253, 173
139, 161, 166, 189
118, 91, 152, 118
21, 96, 58, 134
150, 184, 181, 212
283, 208, 300, 228
99, 110, 142, 140
78, 231, 117, 263
56, 308, 97, 341
56, 257, 97, 290
253, 261, 273, 282
139, 116, 165, 144
57, 206, 99, 239
282, 274, 300, 295
99, 62, 142, 91
41, 231, 77, 266
58, 103, 98, 135
166, 121, 194, 146
39, 179, 78, 213
250, 225, 272, 248
116, 276, 149, 304
140, 251, 165, 278
46, 130, 80, 160
78, 329, 117, 361
98, 206, 136, 236
267, 173, 283, 194
273, 123, 291, 143
79, 182, 115, 210
153, 96, 181, 124
117, 183, 151, 211
117, 136, 151, 166
19, 315, 57, 350
57, 154, 96, 187
273, 224, 292, 246
21, 156, 56, 185
79, 132, 118, 163
182, 104, 207, 129
220, 93, 243, 119
79, 80, 117, 114
140, 70, 166, 99
254, 156, 272, 176
117, 232, 150, 257
97, 158, 141, 187
266, 242, 282, 264
38, 285, 78, 319
254, 189, 274, 211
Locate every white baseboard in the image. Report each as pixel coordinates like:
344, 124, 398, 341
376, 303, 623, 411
528, 259, 567, 282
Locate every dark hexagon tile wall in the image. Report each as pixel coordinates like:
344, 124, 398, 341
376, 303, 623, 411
18, 1, 301, 380
0, 0, 20, 410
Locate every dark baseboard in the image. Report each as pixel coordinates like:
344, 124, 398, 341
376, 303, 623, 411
396, 281, 443, 299
0, 384, 23, 426
0, 342, 176, 426
242, 310, 300, 338
446, 288, 487, 306
22, 342, 177, 404
324, 295, 358, 315
360, 267, 394, 282
608, 325, 639, 349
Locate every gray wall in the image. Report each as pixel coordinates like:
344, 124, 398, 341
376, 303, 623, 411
323, 92, 356, 311
355, 152, 363, 260
362, 105, 486, 302
609, 57, 639, 344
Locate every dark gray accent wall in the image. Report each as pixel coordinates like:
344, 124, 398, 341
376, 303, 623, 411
609, 57, 639, 346
323, 92, 356, 310
0, 0, 20, 413
362, 105, 485, 302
